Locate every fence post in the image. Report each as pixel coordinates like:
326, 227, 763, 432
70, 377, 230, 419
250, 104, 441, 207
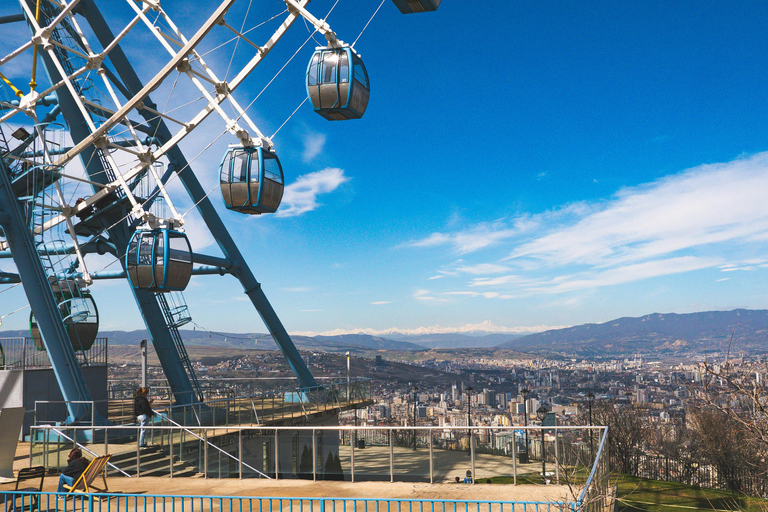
389, 429, 394, 483
312, 429, 317, 481
204, 429, 208, 478
512, 431, 517, 485
351, 428, 355, 483
554, 429, 559, 485
169, 428, 174, 478
470, 429, 475, 484
275, 430, 279, 480
429, 430, 433, 484
239, 428, 243, 479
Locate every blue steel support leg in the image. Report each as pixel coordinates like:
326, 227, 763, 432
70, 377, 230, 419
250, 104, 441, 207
80, 0, 318, 390
0, 155, 93, 422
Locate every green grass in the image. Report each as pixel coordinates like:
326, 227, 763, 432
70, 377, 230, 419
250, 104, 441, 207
615, 474, 767, 511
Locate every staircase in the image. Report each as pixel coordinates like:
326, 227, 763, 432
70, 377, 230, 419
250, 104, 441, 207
108, 446, 201, 478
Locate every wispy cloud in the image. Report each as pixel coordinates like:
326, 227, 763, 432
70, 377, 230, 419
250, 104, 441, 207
408, 152, 768, 296
371, 301, 392, 305
276, 167, 350, 218
302, 132, 326, 163
405, 218, 538, 254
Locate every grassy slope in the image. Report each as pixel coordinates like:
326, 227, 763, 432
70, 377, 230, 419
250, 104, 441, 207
615, 474, 766, 511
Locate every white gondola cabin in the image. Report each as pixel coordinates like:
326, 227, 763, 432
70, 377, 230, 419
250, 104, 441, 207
126, 229, 192, 292
391, 0, 441, 14
220, 145, 284, 214
306, 45, 370, 120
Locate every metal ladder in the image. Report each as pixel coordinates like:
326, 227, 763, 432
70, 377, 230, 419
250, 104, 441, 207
156, 292, 204, 402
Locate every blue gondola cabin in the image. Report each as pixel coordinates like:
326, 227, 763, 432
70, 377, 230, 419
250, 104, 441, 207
306, 45, 370, 121
220, 145, 284, 214
126, 229, 192, 292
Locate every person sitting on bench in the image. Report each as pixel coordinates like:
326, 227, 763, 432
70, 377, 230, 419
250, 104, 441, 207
57, 449, 88, 493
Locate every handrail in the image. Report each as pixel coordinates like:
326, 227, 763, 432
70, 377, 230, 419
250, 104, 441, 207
159, 413, 271, 479
577, 426, 609, 506
46, 427, 132, 478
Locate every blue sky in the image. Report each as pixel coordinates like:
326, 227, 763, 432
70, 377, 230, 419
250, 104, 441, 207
2, 1, 768, 336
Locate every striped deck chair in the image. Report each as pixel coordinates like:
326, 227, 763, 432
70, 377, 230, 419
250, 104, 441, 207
63, 454, 111, 494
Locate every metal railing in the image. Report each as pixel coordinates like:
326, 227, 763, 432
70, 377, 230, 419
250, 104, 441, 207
0, 336, 107, 369
0, 492, 569, 512
30, 424, 608, 504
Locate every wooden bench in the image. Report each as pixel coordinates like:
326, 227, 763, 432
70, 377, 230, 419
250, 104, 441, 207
10, 466, 45, 510
63, 454, 111, 494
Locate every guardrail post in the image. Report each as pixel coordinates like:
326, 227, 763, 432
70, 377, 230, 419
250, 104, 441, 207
512, 430, 517, 485
429, 429, 433, 484
554, 428, 560, 485
136, 435, 141, 477
351, 428, 355, 483
170, 428, 174, 478
204, 429, 208, 478
312, 429, 317, 481
470, 429, 475, 484
389, 429, 394, 483
275, 430, 279, 480
239, 428, 243, 479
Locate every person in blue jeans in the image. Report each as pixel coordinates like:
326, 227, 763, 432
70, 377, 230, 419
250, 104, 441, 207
57, 449, 88, 492
134, 387, 155, 447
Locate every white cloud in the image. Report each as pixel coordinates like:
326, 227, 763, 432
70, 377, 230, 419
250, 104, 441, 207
302, 132, 327, 163
276, 167, 350, 218
456, 263, 512, 275
370, 301, 392, 305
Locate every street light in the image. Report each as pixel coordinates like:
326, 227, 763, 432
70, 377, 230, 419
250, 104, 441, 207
586, 391, 594, 459
521, 387, 529, 464
466, 386, 473, 456
412, 385, 419, 451
536, 405, 548, 484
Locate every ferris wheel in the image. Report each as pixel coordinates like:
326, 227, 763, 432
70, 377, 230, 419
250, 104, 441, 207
0, 0, 440, 423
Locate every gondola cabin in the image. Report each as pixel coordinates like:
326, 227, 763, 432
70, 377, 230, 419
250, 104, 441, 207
30, 289, 99, 351
126, 229, 192, 292
391, 0, 441, 13
306, 45, 370, 120
220, 145, 284, 214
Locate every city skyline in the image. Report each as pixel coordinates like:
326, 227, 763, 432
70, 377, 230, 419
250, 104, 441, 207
2, 1, 768, 335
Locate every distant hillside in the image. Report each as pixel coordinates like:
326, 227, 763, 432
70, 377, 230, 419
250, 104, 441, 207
387, 332, 524, 349
499, 309, 768, 357
0, 329, 423, 353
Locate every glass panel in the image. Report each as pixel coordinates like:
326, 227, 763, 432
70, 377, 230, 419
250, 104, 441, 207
220, 151, 232, 183
168, 233, 191, 263
262, 152, 282, 183
338, 51, 349, 83
307, 52, 320, 86
138, 233, 154, 266
232, 150, 249, 183
353, 54, 369, 88
321, 51, 338, 84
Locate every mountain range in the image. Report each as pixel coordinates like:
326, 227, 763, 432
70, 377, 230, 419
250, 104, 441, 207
2, 309, 768, 357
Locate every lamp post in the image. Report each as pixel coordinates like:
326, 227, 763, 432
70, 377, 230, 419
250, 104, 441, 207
586, 391, 594, 459
536, 405, 548, 483
466, 386, 473, 455
521, 387, 529, 464
412, 385, 419, 451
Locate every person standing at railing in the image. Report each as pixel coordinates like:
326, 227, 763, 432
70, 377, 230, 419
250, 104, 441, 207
57, 448, 88, 492
134, 387, 155, 447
